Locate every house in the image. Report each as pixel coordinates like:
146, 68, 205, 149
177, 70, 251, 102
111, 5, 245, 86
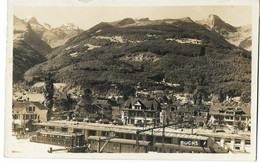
209, 103, 251, 131
92, 98, 120, 120
72, 97, 120, 121
121, 97, 161, 126
13, 92, 45, 103
12, 101, 48, 132
162, 102, 210, 127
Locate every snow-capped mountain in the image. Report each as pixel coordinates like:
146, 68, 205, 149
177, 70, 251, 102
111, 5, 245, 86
13, 16, 51, 82
197, 14, 252, 51
41, 23, 84, 48
25, 16, 84, 48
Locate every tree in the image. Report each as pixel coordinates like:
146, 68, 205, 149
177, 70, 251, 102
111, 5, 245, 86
199, 47, 206, 56
66, 94, 76, 110
218, 89, 225, 103
44, 73, 54, 110
240, 91, 251, 103
83, 88, 93, 104
193, 86, 209, 105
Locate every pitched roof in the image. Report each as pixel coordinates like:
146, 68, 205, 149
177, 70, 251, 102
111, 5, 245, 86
123, 97, 160, 110
93, 98, 119, 107
13, 101, 49, 111
209, 103, 250, 116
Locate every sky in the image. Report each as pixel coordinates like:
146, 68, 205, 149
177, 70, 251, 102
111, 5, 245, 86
13, 6, 252, 30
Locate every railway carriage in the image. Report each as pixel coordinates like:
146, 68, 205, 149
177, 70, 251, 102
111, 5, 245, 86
88, 136, 149, 153
30, 131, 85, 147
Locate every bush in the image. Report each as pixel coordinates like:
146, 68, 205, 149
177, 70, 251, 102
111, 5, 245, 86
89, 118, 96, 123
116, 119, 123, 125
103, 119, 110, 124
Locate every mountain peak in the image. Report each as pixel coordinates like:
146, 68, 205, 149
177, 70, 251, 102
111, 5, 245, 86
43, 23, 52, 29
208, 14, 222, 21
28, 17, 39, 24
117, 18, 136, 26
207, 14, 224, 27
197, 14, 237, 34
61, 23, 79, 29
179, 17, 193, 22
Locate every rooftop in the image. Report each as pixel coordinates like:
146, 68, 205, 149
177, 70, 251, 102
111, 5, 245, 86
13, 101, 49, 111
33, 121, 250, 140
209, 103, 250, 116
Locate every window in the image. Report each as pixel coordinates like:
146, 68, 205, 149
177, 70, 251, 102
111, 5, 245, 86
25, 114, 29, 120
226, 112, 233, 114
241, 117, 246, 121
13, 114, 19, 119
235, 139, 241, 144
27, 107, 34, 112
215, 138, 221, 142
230, 117, 233, 120
235, 146, 240, 150
88, 130, 96, 136
225, 139, 231, 143
245, 140, 250, 145
126, 134, 132, 139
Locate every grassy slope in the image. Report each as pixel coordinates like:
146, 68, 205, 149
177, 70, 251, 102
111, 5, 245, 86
24, 20, 251, 96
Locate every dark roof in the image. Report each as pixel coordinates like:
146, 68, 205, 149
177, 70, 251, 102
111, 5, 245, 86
93, 98, 119, 107
209, 103, 250, 116
13, 101, 49, 111
123, 97, 161, 111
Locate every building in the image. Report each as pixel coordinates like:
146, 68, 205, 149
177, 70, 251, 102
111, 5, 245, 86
162, 103, 210, 127
121, 97, 161, 126
209, 103, 251, 131
93, 98, 120, 120
13, 92, 45, 103
32, 121, 229, 153
12, 101, 48, 132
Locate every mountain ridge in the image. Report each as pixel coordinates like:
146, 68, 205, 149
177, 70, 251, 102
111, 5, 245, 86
24, 16, 251, 97
22, 16, 84, 48
196, 14, 251, 51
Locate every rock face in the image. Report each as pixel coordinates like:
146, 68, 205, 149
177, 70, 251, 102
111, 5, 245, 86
197, 14, 252, 51
27, 17, 84, 48
13, 16, 49, 83
24, 16, 251, 96
13, 16, 84, 83
41, 23, 84, 48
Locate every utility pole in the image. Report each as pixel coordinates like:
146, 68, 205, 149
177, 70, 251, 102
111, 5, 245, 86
97, 138, 101, 153
136, 130, 139, 153
162, 110, 166, 144
191, 118, 194, 135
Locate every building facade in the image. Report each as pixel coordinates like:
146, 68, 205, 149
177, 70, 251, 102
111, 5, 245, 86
209, 103, 251, 131
121, 97, 161, 126
12, 101, 48, 132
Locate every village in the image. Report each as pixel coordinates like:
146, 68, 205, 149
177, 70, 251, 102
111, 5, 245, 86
11, 79, 251, 154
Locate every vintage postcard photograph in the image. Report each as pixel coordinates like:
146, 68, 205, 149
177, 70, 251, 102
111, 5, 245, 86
4, 0, 259, 161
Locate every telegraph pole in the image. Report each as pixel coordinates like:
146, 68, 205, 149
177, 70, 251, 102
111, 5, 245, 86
162, 110, 166, 144
135, 130, 140, 153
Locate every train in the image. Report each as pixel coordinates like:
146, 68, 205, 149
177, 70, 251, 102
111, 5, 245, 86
153, 142, 228, 153
32, 122, 230, 153
88, 136, 150, 153
87, 135, 228, 153
30, 131, 85, 148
